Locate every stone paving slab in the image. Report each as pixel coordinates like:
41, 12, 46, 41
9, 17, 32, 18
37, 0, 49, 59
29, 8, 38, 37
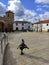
2, 32, 49, 65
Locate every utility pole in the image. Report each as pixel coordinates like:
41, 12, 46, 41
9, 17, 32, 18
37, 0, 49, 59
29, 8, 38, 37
39, 16, 42, 32
37, 24, 38, 32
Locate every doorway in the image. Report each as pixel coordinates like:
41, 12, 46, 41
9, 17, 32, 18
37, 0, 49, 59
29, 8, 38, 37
0, 22, 4, 32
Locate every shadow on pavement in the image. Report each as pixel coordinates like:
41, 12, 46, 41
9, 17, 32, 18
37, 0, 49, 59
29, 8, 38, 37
3, 43, 17, 65
24, 54, 49, 63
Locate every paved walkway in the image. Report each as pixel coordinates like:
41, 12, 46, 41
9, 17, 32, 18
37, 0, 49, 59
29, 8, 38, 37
3, 32, 49, 65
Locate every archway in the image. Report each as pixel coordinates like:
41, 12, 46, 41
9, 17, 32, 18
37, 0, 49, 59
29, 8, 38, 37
0, 20, 5, 32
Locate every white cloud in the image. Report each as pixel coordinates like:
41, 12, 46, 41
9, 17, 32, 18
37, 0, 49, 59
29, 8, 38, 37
39, 11, 49, 20
37, 5, 49, 8
23, 9, 37, 22
0, 2, 6, 16
8, 0, 37, 23
43, 5, 49, 8
9, 0, 20, 3
35, 0, 49, 4
24, 9, 36, 16
14, 9, 37, 23
0, 2, 6, 7
32, 11, 49, 23
36, 8, 42, 11
8, 0, 24, 16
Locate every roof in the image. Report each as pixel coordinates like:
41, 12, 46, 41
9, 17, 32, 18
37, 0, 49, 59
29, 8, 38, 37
34, 20, 49, 24
6, 10, 14, 14
14, 21, 32, 24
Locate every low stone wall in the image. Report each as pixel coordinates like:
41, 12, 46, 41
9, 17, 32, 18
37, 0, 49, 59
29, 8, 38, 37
0, 41, 9, 65
2, 43, 9, 65
0, 33, 8, 65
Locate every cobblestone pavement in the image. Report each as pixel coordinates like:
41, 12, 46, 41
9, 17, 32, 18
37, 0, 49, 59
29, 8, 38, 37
3, 32, 49, 65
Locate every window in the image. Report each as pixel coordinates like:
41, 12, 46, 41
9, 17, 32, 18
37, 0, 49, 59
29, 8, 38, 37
28, 26, 30, 28
16, 27, 18, 30
22, 27, 24, 30
22, 23, 24, 26
16, 23, 18, 26
47, 24, 48, 26
8, 13, 9, 17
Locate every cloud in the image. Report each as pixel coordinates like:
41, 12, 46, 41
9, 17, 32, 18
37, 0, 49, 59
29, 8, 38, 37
36, 8, 43, 11
35, 0, 49, 4
9, 0, 20, 3
42, 5, 49, 8
14, 9, 37, 23
24, 9, 36, 16
8, 0, 24, 16
23, 9, 37, 22
8, 0, 49, 23
0, 2, 6, 16
31, 11, 49, 22
37, 5, 49, 8
39, 11, 49, 20
8, 0, 37, 23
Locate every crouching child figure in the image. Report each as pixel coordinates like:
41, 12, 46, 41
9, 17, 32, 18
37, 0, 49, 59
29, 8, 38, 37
17, 39, 29, 55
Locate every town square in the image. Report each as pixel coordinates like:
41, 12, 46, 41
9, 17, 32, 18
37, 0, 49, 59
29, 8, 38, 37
0, 0, 49, 65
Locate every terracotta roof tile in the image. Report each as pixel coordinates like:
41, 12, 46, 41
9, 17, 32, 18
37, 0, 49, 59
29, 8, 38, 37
34, 20, 49, 24
15, 21, 32, 24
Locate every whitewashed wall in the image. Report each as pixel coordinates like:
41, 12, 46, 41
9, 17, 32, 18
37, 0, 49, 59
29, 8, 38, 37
13, 23, 16, 30
24, 23, 28, 29
13, 22, 33, 31
18, 23, 22, 30
33, 24, 37, 31
30, 24, 33, 30
42, 23, 49, 31
33, 23, 49, 31
38, 23, 49, 31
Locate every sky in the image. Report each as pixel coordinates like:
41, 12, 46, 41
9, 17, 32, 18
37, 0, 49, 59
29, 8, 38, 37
0, 0, 49, 23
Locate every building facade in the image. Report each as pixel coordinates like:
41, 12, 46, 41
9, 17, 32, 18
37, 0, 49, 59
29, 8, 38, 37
13, 21, 33, 31
0, 10, 14, 32
0, 10, 33, 32
33, 20, 49, 32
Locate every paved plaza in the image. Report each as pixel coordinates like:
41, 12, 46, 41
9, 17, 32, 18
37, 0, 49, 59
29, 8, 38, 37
2, 32, 49, 65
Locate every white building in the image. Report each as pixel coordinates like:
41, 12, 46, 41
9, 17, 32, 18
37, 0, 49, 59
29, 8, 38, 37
33, 20, 49, 32
13, 21, 33, 31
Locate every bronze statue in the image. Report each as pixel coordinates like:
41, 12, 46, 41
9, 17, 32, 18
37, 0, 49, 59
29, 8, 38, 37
17, 39, 29, 55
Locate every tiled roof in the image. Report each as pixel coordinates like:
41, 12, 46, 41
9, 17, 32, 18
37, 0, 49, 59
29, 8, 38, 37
34, 20, 49, 24
14, 21, 32, 24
